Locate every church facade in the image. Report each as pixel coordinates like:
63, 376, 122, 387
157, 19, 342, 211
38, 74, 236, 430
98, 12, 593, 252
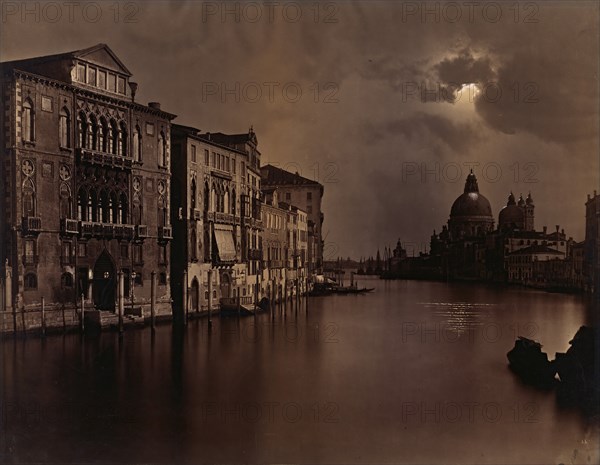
0, 44, 176, 332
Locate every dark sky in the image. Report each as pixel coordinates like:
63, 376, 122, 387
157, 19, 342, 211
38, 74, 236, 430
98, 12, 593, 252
2, 1, 598, 259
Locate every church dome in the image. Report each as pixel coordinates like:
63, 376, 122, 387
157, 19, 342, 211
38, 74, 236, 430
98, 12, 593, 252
450, 171, 493, 218
499, 204, 524, 226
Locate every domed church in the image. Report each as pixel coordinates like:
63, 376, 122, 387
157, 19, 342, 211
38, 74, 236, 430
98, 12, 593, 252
498, 192, 535, 231
448, 170, 494, 239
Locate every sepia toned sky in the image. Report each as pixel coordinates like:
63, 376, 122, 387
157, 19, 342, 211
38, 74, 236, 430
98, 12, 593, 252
1, 1, 598, 259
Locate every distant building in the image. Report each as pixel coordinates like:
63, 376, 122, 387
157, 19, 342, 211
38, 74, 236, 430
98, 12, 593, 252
585, 191, 600, 294
0, 44, 176, 332
261, 164, 324, 275
261, 188, 309, 301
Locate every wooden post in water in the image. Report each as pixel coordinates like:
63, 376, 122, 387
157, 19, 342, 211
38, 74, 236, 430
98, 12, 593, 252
40, 297, 46, 337
150, 271, 156, 330
207, 269, 213, 330
117, 271, 124, 333
183, 269, 188, 325
237, 292, 241, 318
80, 294, 85, 333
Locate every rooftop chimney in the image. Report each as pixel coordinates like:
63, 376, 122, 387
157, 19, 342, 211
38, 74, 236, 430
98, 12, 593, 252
129, 82, 138, 102
543, 226, 547, 234
148, 102, 161, 110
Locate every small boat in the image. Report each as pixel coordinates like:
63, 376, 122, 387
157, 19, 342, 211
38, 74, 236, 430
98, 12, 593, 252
507, 336, 556, 385
330, 286, 375, 295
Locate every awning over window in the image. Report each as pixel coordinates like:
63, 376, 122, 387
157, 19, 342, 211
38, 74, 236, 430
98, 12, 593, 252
214, 226, 236, 262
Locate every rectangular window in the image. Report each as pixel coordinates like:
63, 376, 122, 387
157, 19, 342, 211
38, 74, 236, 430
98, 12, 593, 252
133, 245, 143, 264
226, 156, 230, 172
87, 67, 96, 86
232, 159, 236, 174
78, 243, 87, 257
117, 76, 126, 94
212, 152, 216, 168
121, 244, 129, 259
25, 240, 36, 264
62, 241, 72, 259
98, 70, 107, 89
108, 73, 116, 92
286, 192, 291, 202
307, 192, 312, 201
191, 145, 197, 163
307, 205, 313, 214
159, 245, 168, 264
204, 149, 209, 165
77, 63, 86, 82
159, 272, 167, 285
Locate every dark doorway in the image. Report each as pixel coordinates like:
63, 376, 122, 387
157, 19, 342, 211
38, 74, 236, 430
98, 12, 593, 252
93, 250, 116, 311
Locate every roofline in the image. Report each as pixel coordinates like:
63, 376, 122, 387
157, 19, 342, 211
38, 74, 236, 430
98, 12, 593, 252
3, 68, 176, 120
172, 123, 249, 156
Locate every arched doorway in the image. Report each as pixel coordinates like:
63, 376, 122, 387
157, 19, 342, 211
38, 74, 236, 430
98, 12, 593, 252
191, 278, 199, 312
93, 250, 116, 311
220, 272, 231, 299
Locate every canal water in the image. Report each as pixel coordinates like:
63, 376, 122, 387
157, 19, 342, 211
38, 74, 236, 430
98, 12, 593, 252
1, 278, 598, 464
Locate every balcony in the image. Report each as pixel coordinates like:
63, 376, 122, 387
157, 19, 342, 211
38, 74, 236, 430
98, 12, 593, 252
248, 248, 263, 261
22, 216, 42, 235
135, 224, 148, 239
215, 212, 235, 225
22, 254, 39, 266
80, 221, 136, 240
245, 217, 263, 229
76, 147, 133, 170
158, 226, 173, 241
60, 218, 79, 235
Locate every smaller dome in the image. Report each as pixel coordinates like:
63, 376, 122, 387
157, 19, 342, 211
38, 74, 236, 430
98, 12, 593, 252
517, 194, 525, 207
526, 192, 534, 205
499, 204, 524, 228
507, 192, 516, 206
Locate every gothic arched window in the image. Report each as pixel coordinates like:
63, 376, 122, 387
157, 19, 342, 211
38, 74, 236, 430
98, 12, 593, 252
110, 191, 118, 223
59, 183, 72, 219
22, 179, 35, 217
77, 188, 87, 221
191, 226, 197, 260
133, 125, 142, 162
231, 189, 236, 216
22, 98, 35, 142
119, 192, 128, 224
89, 115, 98, 150
89, 190, 98, 222
100, 190, 109, 223
99, 117, 108, 152
120, 121, 128, 157
109, 119, 119, 155
204, 182, 209, 213
59, 107, 71, 148
158, 132, 167, 167
77, 112, 88, 148
132, 194, 142, 225
190, 178, 197, 212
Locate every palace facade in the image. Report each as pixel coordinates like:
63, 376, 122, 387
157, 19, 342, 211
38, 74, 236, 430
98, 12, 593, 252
0, 44, 176, 332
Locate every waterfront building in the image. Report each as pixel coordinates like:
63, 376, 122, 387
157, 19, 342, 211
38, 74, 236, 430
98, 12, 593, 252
260, 165, 324, 275
170, 124, 262, 316
260, 187, 309, 302
0, 44, 176, 332
585, 191, 600, 294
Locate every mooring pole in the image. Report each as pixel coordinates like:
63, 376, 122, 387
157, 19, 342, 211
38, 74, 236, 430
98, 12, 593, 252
117, 271, 124, 334
80, 294, 85, 333
207, 269, 213, 330
41, 297, 46, 337
150, 270, 156, 330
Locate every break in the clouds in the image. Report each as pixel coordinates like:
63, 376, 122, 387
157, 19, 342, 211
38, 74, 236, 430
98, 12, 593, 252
1, 1, 598, 258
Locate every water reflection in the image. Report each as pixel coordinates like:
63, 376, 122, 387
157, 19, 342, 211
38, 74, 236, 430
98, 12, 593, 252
1, 279, 598, 464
